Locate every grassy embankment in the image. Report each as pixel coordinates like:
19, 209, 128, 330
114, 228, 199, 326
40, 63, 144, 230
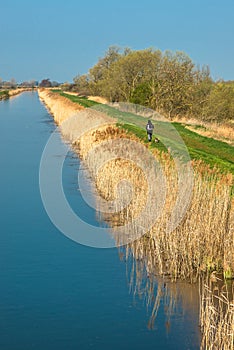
40, 89, 234, 349
53, 90, 234, 176
49, 91, 234, 278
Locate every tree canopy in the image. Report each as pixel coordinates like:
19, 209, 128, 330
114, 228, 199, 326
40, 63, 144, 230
73, 46, 234, 122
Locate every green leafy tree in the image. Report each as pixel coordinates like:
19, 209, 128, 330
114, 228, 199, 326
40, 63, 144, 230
73, 74, 90, 94
72, 46, 234, 122
100, 48, 162, 102
149, 51, 197, 117
88, 46, 121, 95
203, 81, 234, 121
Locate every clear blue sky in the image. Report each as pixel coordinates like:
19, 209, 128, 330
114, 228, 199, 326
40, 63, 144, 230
1, 0, 234, 83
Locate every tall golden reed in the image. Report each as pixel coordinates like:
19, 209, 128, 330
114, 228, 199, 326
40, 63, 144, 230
199, 275, 234, 350
38, 88, 234, 349
38, 87, 234, 279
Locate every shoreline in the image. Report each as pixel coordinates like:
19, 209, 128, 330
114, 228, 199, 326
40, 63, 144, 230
38, 88, 234, 279
38, 88, 234, 349
0, 87, 34, 100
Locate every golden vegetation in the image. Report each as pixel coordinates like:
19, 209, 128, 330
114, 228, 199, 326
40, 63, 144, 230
0, 87, 32, 100
39, 89, 85, 124
38, 89, 234, 279
39, 90, 234, 349
87, 96, 108, 104
8, 88, 31, 96
77, 126, 233, 282
200, 276, 234, 350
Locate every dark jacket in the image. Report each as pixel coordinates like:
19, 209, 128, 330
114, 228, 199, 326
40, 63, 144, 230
146, 120, 154, 134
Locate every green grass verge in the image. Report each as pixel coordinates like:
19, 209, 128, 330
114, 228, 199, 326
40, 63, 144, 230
52, 90, 99, 108
172, 123, 234, 174
54, 91, 234, 174
117, 122, 168, 153
94, 105, 234, 173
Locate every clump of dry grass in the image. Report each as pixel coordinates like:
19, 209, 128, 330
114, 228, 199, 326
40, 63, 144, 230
87, 95, 108, 104
74, 125, 125, 158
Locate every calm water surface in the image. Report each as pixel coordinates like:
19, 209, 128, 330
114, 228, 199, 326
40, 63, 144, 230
0, 92, 200, 349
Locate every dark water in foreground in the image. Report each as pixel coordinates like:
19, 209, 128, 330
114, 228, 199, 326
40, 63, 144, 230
0, 92, 200, 349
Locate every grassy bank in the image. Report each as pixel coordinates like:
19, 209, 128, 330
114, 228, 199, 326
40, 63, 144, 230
41, 88, 234, 277
39, 88, 234, 349
51, 90, 100, 108
51, 90, 234, 175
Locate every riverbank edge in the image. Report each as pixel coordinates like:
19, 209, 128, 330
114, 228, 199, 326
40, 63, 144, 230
0, 88, 34, 100
38, 88, 234, 278
38, 87, 234, 349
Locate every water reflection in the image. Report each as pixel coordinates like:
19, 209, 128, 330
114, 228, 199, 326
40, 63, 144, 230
118, 245, 200, 333
1, 91, 202, 350
199, 274, 234, 349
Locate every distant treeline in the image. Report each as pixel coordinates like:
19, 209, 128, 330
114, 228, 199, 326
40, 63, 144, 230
0, 79, 60, 89
71, 46, 234, 122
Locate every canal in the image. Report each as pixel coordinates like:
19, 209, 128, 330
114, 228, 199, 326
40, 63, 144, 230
0, 92, 200, 349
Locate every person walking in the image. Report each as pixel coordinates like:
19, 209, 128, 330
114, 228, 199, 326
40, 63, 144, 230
146, 120, 154, 142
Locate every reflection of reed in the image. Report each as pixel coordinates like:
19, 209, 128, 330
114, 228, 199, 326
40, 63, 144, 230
119, 243, 199, 332
199, 275, 234, 350
120, 243, 234, 350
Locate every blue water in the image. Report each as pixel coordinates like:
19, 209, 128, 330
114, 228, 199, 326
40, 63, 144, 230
0, 92, 200, 350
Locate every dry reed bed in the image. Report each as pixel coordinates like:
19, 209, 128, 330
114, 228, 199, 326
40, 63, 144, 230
39, 89, 85, 123
39, 89, 234, 349
0, 88, 31, 100
92, 146, 234, 282
8, 88, 31, 96
199, 276, 234, 350
38, 87, 234, 280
